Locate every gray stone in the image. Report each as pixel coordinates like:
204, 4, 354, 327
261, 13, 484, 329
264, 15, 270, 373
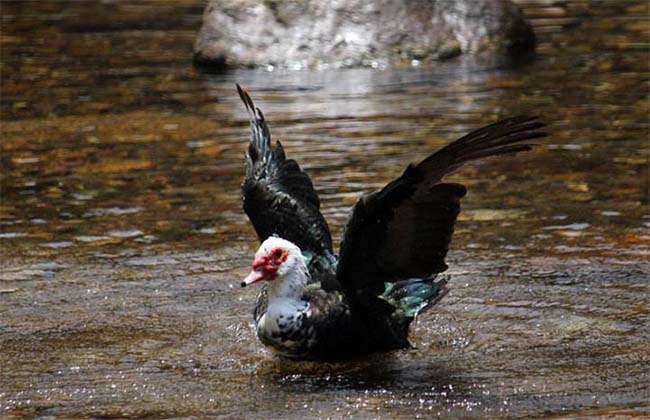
194, 0, 536, 70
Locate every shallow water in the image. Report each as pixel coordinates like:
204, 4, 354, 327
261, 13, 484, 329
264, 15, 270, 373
1, 0, 649, 418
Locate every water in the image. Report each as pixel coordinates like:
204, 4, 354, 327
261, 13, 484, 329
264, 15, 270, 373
1, 0, 649, 418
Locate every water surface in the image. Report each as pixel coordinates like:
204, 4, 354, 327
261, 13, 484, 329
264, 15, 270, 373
1, 0, 649, 418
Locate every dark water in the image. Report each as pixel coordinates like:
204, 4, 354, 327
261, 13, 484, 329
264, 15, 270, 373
1, 0, 649, 418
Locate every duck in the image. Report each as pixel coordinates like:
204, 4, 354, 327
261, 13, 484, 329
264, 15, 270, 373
236, 84, 546, 360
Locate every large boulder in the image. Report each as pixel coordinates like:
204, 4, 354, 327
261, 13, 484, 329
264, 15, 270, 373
194, 0, 536, 70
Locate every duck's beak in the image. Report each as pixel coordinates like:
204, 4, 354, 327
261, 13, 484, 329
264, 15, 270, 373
241, 268, 266, 287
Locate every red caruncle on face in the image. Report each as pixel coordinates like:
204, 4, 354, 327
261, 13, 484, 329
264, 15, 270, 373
241, 245, 289, 287
253, 247, 287, 273
268, 246, 288, 265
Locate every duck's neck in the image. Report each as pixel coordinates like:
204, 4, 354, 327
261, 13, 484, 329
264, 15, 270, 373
257, 264, 311, 354
267, 264, 309, 303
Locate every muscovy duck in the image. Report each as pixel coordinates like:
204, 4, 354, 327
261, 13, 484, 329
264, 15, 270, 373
237, 85, 546, 360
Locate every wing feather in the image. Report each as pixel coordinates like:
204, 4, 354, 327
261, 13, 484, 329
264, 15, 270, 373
238, 85, 333, 256
336, 116, 547, 295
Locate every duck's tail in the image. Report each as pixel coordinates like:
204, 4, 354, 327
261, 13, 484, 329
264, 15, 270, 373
383, 275, 449, 318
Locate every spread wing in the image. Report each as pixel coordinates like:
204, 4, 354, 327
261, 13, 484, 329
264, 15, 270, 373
336, 115, 547, 295
238, 85, 334, 257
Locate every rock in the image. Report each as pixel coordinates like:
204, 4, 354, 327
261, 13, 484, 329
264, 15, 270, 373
193, 0, 536, 70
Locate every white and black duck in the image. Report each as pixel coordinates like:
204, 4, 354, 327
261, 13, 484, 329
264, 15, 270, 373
236, 85, 547, 360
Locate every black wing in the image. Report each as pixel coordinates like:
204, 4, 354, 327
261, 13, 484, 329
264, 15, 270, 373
336, 116, 547, 295
238, 85, 334, 257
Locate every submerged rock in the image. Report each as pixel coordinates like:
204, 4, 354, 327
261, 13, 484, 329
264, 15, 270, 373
194, 0, 536, 70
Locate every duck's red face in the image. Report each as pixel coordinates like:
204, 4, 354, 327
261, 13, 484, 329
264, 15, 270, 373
241, 246, 289, 287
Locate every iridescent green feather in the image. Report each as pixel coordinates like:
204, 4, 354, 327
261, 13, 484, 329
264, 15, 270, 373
383, 277, 448, 318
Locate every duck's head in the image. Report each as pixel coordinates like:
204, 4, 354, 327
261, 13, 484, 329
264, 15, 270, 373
241, 237, 305, 287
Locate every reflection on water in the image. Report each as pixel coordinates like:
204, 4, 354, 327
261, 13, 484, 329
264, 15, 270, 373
1, 0, 649, 418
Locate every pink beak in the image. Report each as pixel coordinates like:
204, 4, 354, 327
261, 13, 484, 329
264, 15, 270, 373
241, 268, 266, 287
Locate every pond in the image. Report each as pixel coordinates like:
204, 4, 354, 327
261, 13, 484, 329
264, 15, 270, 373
1, 0, 648, 418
